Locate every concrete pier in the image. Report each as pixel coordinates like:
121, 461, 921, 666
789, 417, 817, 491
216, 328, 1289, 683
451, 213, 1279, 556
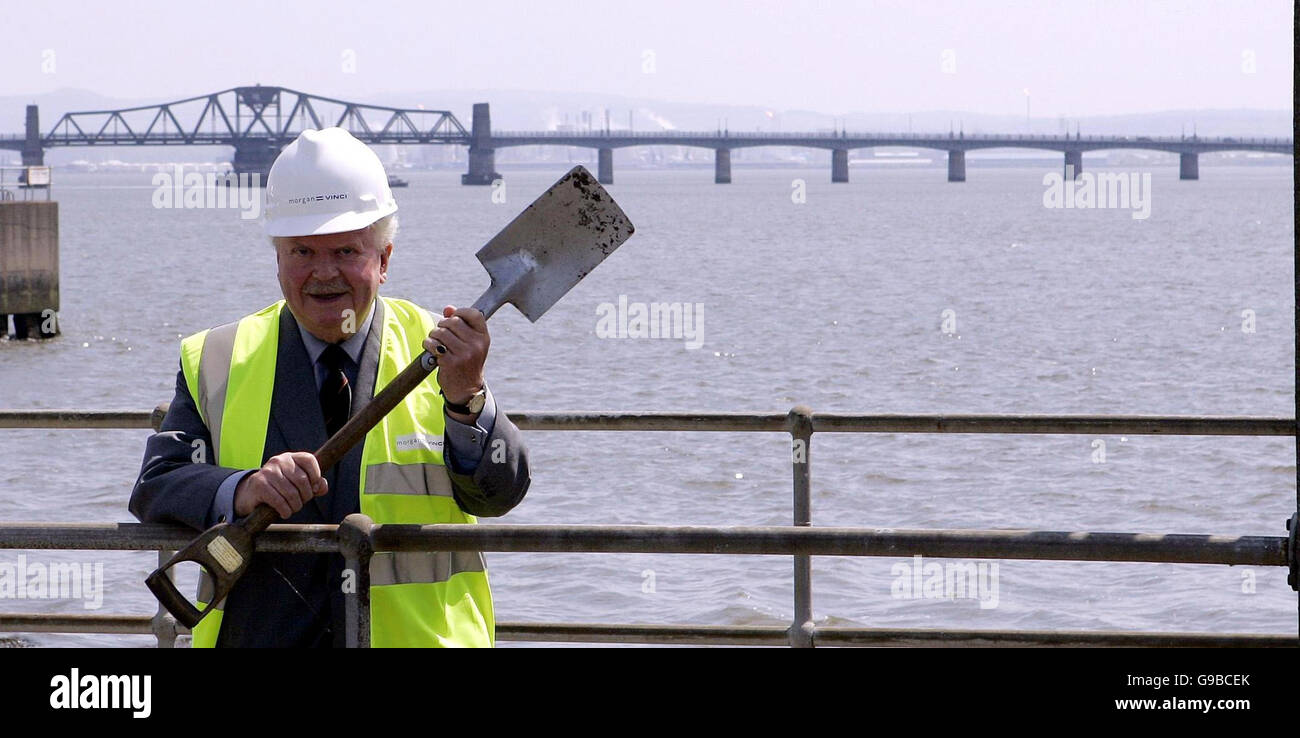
22, 105, 43, 166
1064, 150, 1083, 179
1, 201, 59, 339
831, 149, 849, 183
597, 148, 613, 185
947, 150, 966, 182
1179, 152, 1199, 180
461, 102, 501, 185
714, 149, 731, 184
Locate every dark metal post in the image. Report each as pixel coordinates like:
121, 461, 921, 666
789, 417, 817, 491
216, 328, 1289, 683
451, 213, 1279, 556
788, 406, 815, 647
338, 514, 374, 648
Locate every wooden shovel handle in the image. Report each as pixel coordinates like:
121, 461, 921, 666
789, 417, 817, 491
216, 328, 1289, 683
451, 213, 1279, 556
240, 350, 440, 536
145, 349, 440, 628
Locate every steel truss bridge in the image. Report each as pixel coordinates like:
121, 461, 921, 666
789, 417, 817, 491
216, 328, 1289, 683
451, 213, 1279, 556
0, 85, 1291, 185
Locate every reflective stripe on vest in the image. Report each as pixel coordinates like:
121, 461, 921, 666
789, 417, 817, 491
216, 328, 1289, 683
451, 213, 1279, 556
181, 297, 493, 648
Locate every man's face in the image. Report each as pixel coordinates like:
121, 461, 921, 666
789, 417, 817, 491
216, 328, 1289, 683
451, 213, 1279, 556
276, 227, 392, 343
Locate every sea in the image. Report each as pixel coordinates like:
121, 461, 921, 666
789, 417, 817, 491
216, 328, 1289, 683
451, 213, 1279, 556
0, 161, 1294, 646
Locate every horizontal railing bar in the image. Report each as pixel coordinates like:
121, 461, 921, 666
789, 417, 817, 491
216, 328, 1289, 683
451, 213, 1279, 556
3, 614, 1291, 648
0, 523, 1284, 566
0, 523, 339, 552
811, 628, 1297, 648
0, 410, 158, 429
0, 409, 1294, 436
497, 622, 789, 645
808, 414, 1297, 436
497, 624, 1296, 648
375, 525, 1286, 565
510, 412, 790, 432
0, 613, 171, 635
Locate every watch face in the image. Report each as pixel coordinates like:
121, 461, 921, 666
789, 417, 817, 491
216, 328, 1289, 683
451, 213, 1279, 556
467, 391, 487, 414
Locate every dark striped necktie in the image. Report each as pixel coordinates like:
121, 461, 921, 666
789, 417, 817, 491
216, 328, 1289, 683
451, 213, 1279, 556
319, 344, 352, 436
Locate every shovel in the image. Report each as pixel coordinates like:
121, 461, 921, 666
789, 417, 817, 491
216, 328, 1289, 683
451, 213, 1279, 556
146, 165, 634, 628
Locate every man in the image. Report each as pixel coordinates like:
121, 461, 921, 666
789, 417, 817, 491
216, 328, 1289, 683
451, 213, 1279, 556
130, 127, 530, 647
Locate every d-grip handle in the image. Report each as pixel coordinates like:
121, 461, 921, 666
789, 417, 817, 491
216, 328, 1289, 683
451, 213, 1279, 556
145, 565, 210, 630
145, 520, 254, 629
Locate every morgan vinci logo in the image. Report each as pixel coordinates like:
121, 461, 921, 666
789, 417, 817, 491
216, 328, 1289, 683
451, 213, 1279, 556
287, 193, 349, 205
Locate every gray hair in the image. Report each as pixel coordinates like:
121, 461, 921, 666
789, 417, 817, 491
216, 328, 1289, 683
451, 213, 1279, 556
270, 212, 399, 251
369, 212, 399, 248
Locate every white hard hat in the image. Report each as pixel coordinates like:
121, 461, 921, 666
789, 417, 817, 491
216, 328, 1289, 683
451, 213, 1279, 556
263, 127, 397, 237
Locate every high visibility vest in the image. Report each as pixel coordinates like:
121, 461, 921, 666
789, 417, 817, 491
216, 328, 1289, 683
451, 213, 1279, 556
181, 297, 494, 648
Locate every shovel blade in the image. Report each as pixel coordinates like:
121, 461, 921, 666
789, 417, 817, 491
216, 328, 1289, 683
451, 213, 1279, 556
475, 166, 634, 322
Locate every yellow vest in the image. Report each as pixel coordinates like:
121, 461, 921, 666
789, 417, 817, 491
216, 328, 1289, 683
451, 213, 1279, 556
182, 297, 494, 647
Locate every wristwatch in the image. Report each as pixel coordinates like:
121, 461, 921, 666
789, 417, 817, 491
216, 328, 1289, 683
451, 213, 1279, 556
442, 387, 486, 415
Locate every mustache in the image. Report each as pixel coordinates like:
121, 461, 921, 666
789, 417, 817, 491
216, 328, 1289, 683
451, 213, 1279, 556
303, 282, 350, 296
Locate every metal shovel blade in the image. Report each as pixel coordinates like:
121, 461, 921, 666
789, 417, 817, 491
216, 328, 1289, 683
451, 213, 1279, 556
473, 166, 634, 322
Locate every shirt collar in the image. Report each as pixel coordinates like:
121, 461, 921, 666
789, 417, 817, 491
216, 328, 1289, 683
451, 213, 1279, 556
297, 299, 376, 367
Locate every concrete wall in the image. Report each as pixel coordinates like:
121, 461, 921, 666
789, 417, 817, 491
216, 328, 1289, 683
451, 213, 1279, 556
0, 201, 59, 316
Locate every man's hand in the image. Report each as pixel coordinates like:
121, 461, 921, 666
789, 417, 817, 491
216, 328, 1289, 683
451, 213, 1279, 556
233, 452, 328, 519
424, 305, 488, 405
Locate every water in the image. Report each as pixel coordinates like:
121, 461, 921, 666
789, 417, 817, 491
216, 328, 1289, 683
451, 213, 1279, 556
0, 163, 1294, 646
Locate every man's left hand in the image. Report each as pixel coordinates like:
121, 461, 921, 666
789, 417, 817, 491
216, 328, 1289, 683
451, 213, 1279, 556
424, 305, 488, 406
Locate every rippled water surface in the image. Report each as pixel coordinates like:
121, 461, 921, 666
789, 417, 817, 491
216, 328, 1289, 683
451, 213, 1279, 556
0, 163, 1294, 646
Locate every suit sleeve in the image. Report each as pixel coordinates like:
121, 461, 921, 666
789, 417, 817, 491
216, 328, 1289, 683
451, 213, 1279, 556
128, 363, 254, 531
443, 403, 531, 519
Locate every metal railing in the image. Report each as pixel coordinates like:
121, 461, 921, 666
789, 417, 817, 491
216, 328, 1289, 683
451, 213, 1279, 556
0, 166, 53, 201
0, 405, 1296, 647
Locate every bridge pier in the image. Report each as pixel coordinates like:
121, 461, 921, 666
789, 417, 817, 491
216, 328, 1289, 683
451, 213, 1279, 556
831, 149, 849, 183
714, 149, 731, 184
1064, 150, 1083, 180
22, 105, 43, 166
947, 150, 966, 182
461, 102, 501, 185
597, 148, 614, 185
231, 142, 280, 183
1179, 152, 1199, 180
462, 147, 499, 185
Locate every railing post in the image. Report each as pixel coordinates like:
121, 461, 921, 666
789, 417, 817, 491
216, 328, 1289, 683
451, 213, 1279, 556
151, 550, 178, 648
788, 405, 815, 647
338, 513, 374, 648
150, 403, 169, 432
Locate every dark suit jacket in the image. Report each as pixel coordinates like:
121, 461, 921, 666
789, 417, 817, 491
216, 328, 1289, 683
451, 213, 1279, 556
129, 298, 530, 647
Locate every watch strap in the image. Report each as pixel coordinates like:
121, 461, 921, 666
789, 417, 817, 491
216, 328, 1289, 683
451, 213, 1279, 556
442, 388, 484, 415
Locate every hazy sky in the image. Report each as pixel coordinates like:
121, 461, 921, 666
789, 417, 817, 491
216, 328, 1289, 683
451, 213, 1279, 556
3, 0, 1292, 116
